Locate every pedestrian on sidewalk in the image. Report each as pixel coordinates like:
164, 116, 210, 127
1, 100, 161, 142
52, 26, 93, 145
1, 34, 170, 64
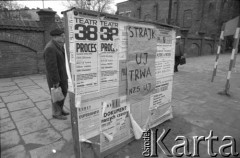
174, 36, 185, 72
43, 28, 70, 120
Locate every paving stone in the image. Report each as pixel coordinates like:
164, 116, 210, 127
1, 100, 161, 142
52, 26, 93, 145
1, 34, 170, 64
16, 115, 50, 135
50, 118, 71, 131
36, 100, 51, 110
11, 107, 41, 122
0, 78, 12, 82
0, 102, 6, 108
22, 127, 62, 145
0, 89, 23, 97
21, 85, 41, 92
183, 97, 207, 105
17, 81, 36, 87
61, 128, 72, 142
35, 81, 48, 88
25, 89, 51, 102
172, 101, 193, 116
29, 140, 66, 158
0, 86, 19, 93
1, 145, 30, 158
0, 108, 9, 119
13, 77, 32, 83
0, 118, 15, 133
2, 93, 28, 103
0, 82, 15, 87
42, 108, 52, 119
7, 99, 35, 111
28, 75, 46, 80
0, 130, 20, 151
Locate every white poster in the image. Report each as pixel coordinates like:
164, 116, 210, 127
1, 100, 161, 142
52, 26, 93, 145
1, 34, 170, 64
77, 100, 101, 140
127, 26, 157, 101
155, 29, 175, 78
99, 20, 119, 89
74, 16, 100, 95
100, 97, 131, 152
149, 76, 173, 110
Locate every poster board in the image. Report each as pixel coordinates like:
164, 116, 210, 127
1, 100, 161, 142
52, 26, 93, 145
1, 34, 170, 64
63, 8, 176, 158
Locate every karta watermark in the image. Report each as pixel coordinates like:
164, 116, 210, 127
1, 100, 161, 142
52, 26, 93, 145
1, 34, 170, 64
142, 129, 239, 157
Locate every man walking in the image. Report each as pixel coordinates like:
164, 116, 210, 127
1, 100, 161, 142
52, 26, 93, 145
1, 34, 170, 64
43, 28, 69, 120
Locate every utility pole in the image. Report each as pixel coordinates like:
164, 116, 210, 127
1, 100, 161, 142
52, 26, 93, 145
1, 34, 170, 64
42, 0, 44, 8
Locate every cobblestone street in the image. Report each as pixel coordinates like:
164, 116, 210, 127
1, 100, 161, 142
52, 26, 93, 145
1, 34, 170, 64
1, 54, 240, 158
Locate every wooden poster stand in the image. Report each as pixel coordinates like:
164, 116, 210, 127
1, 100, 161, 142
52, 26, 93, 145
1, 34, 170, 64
62, 8, 177, 158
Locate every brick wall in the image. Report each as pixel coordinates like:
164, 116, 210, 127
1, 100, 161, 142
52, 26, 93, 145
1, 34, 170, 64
0, 9, 59, 78
0, 41, 38, 77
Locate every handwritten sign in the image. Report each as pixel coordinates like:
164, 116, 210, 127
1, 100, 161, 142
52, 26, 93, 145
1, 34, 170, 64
127, 26, 157, 100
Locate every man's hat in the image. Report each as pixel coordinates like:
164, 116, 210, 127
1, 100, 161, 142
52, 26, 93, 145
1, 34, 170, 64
176, 36, 181, 39
50, 28, 64, 36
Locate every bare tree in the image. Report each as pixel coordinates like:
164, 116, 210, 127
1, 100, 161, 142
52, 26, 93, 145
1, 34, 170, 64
0, 1, 24, 10
66, 0, 115, 14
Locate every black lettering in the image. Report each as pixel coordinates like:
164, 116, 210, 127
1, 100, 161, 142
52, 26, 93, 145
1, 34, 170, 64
129, 69, 134, 81
143, 53, 148, 65
135, 69, 139, 81
140, 68, 146, 78
148, 28, 151, 40
147, 67, 151, 76
136, 53, 141, 65
129, 26, 134, 37
139, 28, 143, 37
144, 28, 148, 37
134, 27, 139, 37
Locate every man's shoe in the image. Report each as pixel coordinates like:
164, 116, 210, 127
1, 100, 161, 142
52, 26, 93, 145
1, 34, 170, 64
53, 115, 67, 120
62, 110, 70, 116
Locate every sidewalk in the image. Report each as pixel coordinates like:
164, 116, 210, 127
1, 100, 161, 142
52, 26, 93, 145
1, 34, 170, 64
1, 54, 240, 158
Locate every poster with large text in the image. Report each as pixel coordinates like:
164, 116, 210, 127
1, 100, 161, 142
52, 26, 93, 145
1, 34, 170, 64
100, 97, 132, 152
99, 20, 119, 89
74, 16, 100, 95
127, 26, 157, 101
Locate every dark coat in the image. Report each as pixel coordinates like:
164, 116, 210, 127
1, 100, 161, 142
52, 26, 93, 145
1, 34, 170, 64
43, 40, 68, 88
175, 42, 183, 57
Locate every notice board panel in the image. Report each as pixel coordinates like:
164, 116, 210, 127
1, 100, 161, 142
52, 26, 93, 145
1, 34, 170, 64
63, 8, 176, 158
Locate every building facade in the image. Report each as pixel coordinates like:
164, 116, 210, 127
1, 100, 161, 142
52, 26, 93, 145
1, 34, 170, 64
117, 0, 240, 57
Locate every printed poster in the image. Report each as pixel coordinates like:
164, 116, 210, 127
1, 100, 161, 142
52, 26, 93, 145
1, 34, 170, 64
74, 15, 100, 95
149, 76, 173, 110
149, 103, 173, 128
100, 97, 132, 152
127, 26, 157, 100
100, 20, 119, 89
67, 11, 76, 64
156, 29, 174, 78
77, 100, 101, 140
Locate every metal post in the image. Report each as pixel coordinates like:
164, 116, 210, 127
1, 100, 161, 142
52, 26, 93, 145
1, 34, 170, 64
211, 24, 225, 82
42, 0, 44, 8
218, 20, 240, 96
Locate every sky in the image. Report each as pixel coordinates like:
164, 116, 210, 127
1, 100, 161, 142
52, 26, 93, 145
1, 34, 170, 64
15, 0, 127, 16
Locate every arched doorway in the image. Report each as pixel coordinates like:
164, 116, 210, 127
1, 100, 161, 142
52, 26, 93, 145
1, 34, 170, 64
202, 43, 213, 55
0, 41, 38, 78
187, 43, 200, 57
